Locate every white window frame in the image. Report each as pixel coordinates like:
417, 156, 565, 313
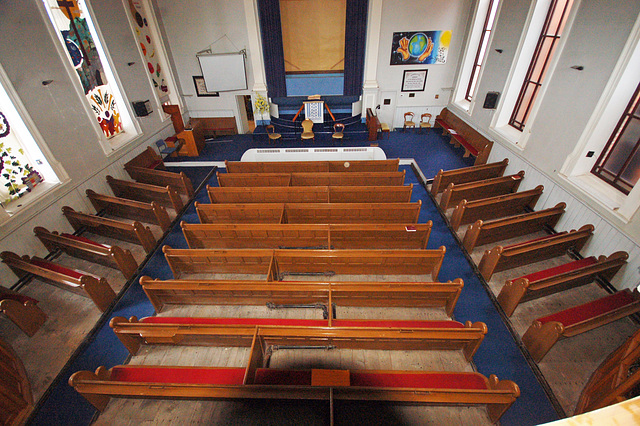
38, 0, 142, 156
490, 0, 578, 149
560, 13, 640, 223
453, 0, 502, 114
122, 0, 183, 117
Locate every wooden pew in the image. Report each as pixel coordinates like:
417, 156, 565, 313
34, 227, 139, 280
181, 223, 432, 249
449, 185, 544, 231
434, 107, 493, 165
162, 247, 446, 281
195, 202, 422, 224
139, 277, 464, 317
62, 206, 157, 254
497, 252, 628, 317
431, 159, 509, 196
207, 185, 413, 204
86, 190, 172, 231
70, 328, 518, 423
124, 146, 165, 172
106, 176, 184, 211
0, 286, 46, 337
575, 328, 640, 414
1, 251, 116, 312
522, 289, 640, 362
225, 159, 400, 173
439, 172, 525, 210
217, 171, 406, 187
125, 166, 194, 198
110, 315, 486, 361
462, 203, 566, 252
477, 225, 595, 281
0, 337, 33, 425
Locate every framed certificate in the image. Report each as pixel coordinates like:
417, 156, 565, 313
401, 69, 428, 92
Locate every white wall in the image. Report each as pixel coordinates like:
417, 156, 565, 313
155, 0, 254, 126
374, 0, 473, 127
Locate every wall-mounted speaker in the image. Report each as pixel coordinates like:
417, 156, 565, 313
483, 92, 500, 109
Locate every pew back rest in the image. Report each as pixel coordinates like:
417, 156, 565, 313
225, 159, 400, 173
107, 176, 183, 211
431, 159, 509, 196
126, 166, 194, 197
124, 146, 164, 172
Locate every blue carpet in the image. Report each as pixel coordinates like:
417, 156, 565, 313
29, 139, 558, 425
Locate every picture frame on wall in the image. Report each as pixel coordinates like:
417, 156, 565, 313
401, 69, 428, 92
193, 76, 220, 97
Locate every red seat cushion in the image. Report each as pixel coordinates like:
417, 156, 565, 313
517, 257, 597, 283
165, 136, 178, 143
140, 317, 329, 327
111, 366, 245, 385
332, 320, 464, 329
147, 159, 163, 169
350, 371, 488, 390
0, 288, 39, 305
30, 258, 84, 280
61, 233, 109, 249
538, 289, 638, 327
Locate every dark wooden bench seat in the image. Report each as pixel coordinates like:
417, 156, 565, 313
70, 366, 518, 423
106, 175, 184, 211
225, 159, 400, 173
1, 251, 116, 312
497, 252, 628, 316
0, 286, 46, 336
162, 247, 446, 280
434, 108, 493, 165
438, 172, 525, 210
124, 146, 165, 172
462, 203, 566, 252
217, 171, 406, 187
125, 166, 194, 198
522, 289, 640, 362
477, 224, 595, 281
449, 185, 544, 231
575, 328, 640, 414
140, 277, 464, 317
110, 316, 486, 361
87, 190, 172, 231
430, 159, 509, 196
207, 185, 413, 204
195, 202, 422, 224
1, 337, 33, 425
62, 206, 157, 254
181, 222, 432, 249
34, 227, 139, 280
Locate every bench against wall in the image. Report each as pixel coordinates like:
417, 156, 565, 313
434, 108, 493, 165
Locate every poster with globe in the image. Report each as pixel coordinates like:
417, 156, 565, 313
390, 31, 451, 65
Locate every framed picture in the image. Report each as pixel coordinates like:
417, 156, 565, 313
193, 76, 220, 97
390, 31, 451, 65
401, 69, 428, 92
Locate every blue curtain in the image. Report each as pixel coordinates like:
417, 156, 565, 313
343, 0, 369, 96
257, 0, 287, 98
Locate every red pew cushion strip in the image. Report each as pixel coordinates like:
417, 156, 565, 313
517, 257, 597, 283
538, 290, 638, 327
0, 289, 39, 305
61, 233, 110, 249
111, 366, 245, 385
254, 369, 313, 386
30, 259, 84, 280
332, 320, 463, 329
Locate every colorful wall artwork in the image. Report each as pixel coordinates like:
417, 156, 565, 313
390, 31, 452, 65
128, 0, 169, 99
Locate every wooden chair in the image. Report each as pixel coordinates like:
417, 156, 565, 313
403, 112, 416, 131
265, 125, 281, 143
301, 119, 314, 141
419, 113, 432, 133
332, 123, 345, 140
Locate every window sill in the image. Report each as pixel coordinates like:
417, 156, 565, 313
561, 173, 634, 223
454, 99, 472, 114
491, 124, 527, 151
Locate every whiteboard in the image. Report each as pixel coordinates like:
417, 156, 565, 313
197, 53, 247, 92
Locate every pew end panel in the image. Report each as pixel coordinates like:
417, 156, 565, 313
0, 297, 47, 337
1, 337, 34, 425
521, 320, 564, 363
68, 368, 113, 412
430, 159, 509, 196
485, 375, 521, 423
